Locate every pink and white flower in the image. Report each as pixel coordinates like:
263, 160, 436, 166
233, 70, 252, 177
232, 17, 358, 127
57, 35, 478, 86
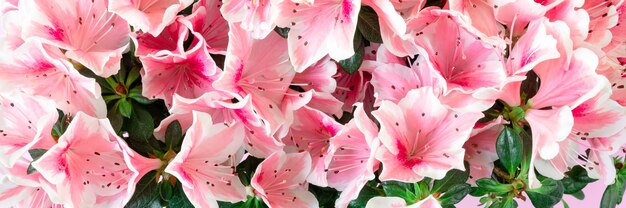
109, 0, 193, 36
251, 151, 319, 208
372, 87, 483, 182
165, 111, 247, 207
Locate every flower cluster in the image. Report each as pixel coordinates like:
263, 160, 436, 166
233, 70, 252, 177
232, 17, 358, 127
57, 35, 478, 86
0, 0, 625, 207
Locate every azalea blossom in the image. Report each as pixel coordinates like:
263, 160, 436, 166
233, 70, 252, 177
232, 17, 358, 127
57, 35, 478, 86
365, 195, 442, 208
251, 151, 319, 208
373, 87, 483, 182
32, 112, 161, 208
165, 111, 247, 207
21, 0, 131, 77
109, 0, 193, 36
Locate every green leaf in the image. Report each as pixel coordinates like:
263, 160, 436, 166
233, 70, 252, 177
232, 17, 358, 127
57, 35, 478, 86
129, 87, 155, 105
274, 27, 290, 38
309, 185, 339, 207
382, 181, 417, 203
125, 170, 161, 208
348, 182, 381, 208
475, 178, 513, 194
165, 120, 183, 151
501, 196, 518, 208
107, 107, 124, 133
126, 107, 154, 141
496, 126, 522, 177
28, 148, 47, 161
170, 182, 195, 208
600, 177, 626, 208
126, 68, 141, 88
517, 129, 533, 179
119, 99, 133, 118
338, 33, 364, 74
570, 190, 584, 200
357, 6, 382, 43
158, 181, 173, 202
470, 186, 488, 197
438, 183, 470, 205
561, 165, 597, 194
432, 168, 469, 193
526, 178, 564, 208
51, 109, 69, 138
236, 156, 264, 186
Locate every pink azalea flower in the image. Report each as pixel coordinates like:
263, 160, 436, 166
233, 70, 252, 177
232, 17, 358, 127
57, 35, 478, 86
221, 0, 278, 39
140, 40, 220, 108
292, 56, 338, 94
332, 65, 373, 112
365, 195, 442, 208
109, 0, 193, 36
154, 92, 283, 158
326, 103, 380, 208
165, 111, 247, 207
492, 0, 562, 36
251, 151, 319, 208
597, 67, 626, 106
506, 19, 560, 77
275, 0, 361, 71
21, 0, 131, 77
534, 82, 626, 183
579, 0, 621, 48
0, 156, 63, 208
464, 118, 502, 185
0, 92, 57, 167
412, 10, 507, 112
448, 0, 505, 43
372, 87, 483, 182
0, 10, 25, 51
32, 112, 161, 208
0, 40, 107, 118
283, 106, 343, 186
361, 0, 419, 56
213, 23, 295, 135
180, 0, 230, 54
131, 17, 189, 57
0, 177, 62, 207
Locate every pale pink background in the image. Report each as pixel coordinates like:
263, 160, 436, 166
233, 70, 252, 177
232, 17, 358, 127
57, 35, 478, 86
459, 181, 607, 207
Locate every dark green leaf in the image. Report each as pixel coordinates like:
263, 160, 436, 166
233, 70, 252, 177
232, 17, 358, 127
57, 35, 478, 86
309, 185, 339, 207
119, 99, 133, 118
28, 149, 47, 161
126, 68, 141, 88
27, 164, 38, 174
526, 178, 564, 208
501, 196, 518, 208
27, 149, 48, 174
170, 182, 195, 208
338, 33, 364, 74
382, 181, 416, 202
357, 6, 382, 43
165, 120, 183, 151
470, 186, 488, 197
125, 171, 160, 208
129, 88, 155, 105
517, 129, 533, 179
496, 127, 522, 177
439, 183, 470, 205
561, 165, 597, 194
52, 109, 69, 138
475, 178, 512, 194
127, 107, 154, 141
158, 182, 173, 202
601, 177, 626, 208
107, 107, 124, 133
348, 182, 381, 208
236, 156, 264, 186
274, 27, 290, 38
570, 190, 584, 200
432, 168, 469, 193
